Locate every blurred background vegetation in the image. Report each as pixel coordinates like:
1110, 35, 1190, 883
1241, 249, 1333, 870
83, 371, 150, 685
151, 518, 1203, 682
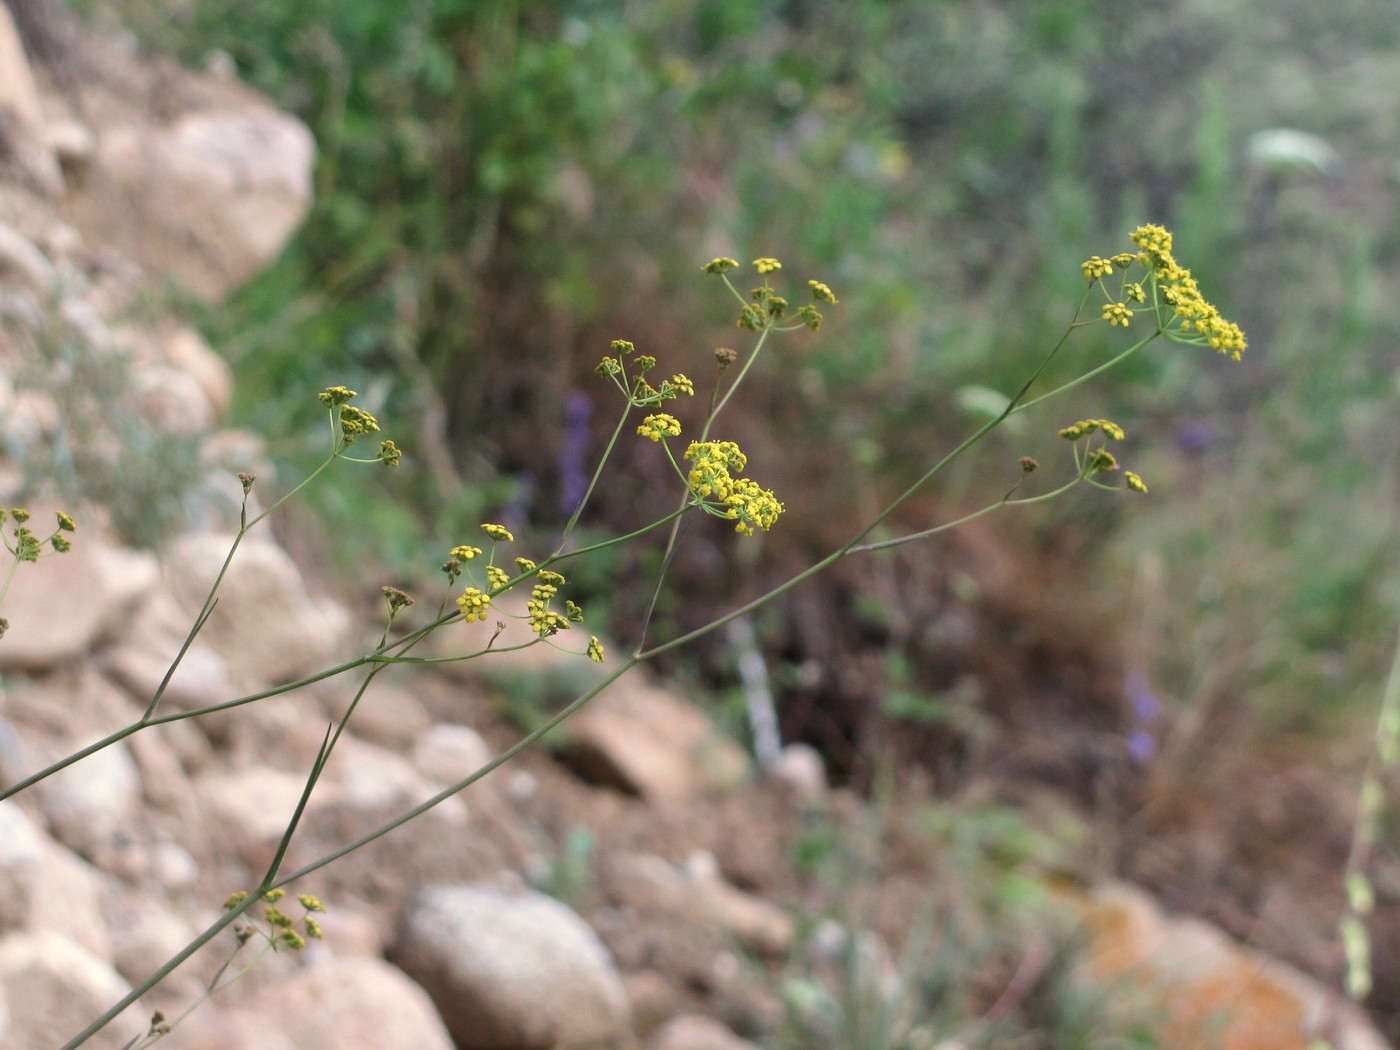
69, 0, 1400, 1025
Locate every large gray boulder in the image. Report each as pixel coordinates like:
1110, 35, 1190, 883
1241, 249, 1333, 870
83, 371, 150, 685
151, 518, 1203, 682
393, 884, 632, 1050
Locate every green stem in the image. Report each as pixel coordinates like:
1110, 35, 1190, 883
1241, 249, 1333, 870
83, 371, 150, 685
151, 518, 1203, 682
142, 455, 340, 722
1012, 327, 1162, 416
553, 402, 633, 556
849, 477, 1083, 555
270, 656, 641, 888
62, 893, 258, 1050
0, 552, 21, 609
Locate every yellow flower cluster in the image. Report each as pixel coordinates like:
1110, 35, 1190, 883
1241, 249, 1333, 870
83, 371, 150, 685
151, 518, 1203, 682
1131, 223, 1247, 359
684, 440, 783, 535
596, 338, 696, 408
1059, 419, 1125, 441
637, 414, 682, 441
1102, 302, 1134, 327
1081, 256, 1114, 281
2, 507, 76, 560
457, 587, 491, 623
527, 581, 582, 637
221, 888, 327, 953
447, 533, 599, 659
318, 385, 402, 464
1079, 226, 1246, 359
1057, 418, 1148, 493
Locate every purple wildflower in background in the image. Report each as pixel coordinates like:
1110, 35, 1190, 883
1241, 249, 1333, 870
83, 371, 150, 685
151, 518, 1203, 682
1175, 421, 1213, 455
1124, 671, 1160, 765
558, 391, 592, 515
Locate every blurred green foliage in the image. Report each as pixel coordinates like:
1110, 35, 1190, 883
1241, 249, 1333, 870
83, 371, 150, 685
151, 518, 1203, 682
85, 0, 1400, 748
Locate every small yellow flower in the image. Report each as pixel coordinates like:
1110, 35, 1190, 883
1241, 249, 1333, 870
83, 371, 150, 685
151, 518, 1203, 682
297, 894, 326, 913
808, 279, 838, 304
515, 557, 537, 573
457, 587, 491, 623
317, 385, 357, 407
1102, 302, 1134, 327
1081, 256, 1114, 282
55, 512, 75, 532
1124, 282, 1146, 304
1125, 471, 1149, 494
481, 523, 514, 542
527, 601, 569, 636
669, 374, 695, 397
588, 636, 605, 662
486, 565, 510, 590
636, 414, 682, 441
538, 570, 566, 585
451, 545, 482, 560
1088, 449, 1119, 473
378, 439, 403, 467
753, 257, 782, 274
704, 257, 739, 274
51, 536, 72, 553
10, 508, 29, 524
223, 891, 250, 911
339, 405, 380, 438
610, 339, 636, 355
305, 917, 324, 940
1130, 223, 1173, 257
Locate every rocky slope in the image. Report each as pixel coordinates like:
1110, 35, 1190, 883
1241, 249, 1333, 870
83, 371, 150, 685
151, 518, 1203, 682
0, 4, 1390, 1049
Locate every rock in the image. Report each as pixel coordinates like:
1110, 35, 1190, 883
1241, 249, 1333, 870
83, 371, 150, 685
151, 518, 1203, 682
0, 8, 43, 128
1078, 882, 1389, 1050
318, 680, 431, 753
162, 1006, 298, 1050
411, 722, 494, 786
0, 800, 41, 933
0, 520, 158, 673
0, 222, 55, 295
193, 766, 336, 862
32, 837, 113, 963
131, 363, 217, 435
239, 956, 455, 1050
108, 896, 196, 991
82, 109, 314, 299
768, 743, 827, 799
0, 931, 150, 1050
0, 6, 62, 196
560, 679, 750, 801
648, 1015, 762, 1050
125, 724, 196, 815
321, 736, 467, 826
622, 970, 678, 1040
100, 589, 240, 713
605, 851, 793, 958
162, 326, 233, 419
393, 884, 632, 1050
161, 531, 350, 692
42, 739, 140, 857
